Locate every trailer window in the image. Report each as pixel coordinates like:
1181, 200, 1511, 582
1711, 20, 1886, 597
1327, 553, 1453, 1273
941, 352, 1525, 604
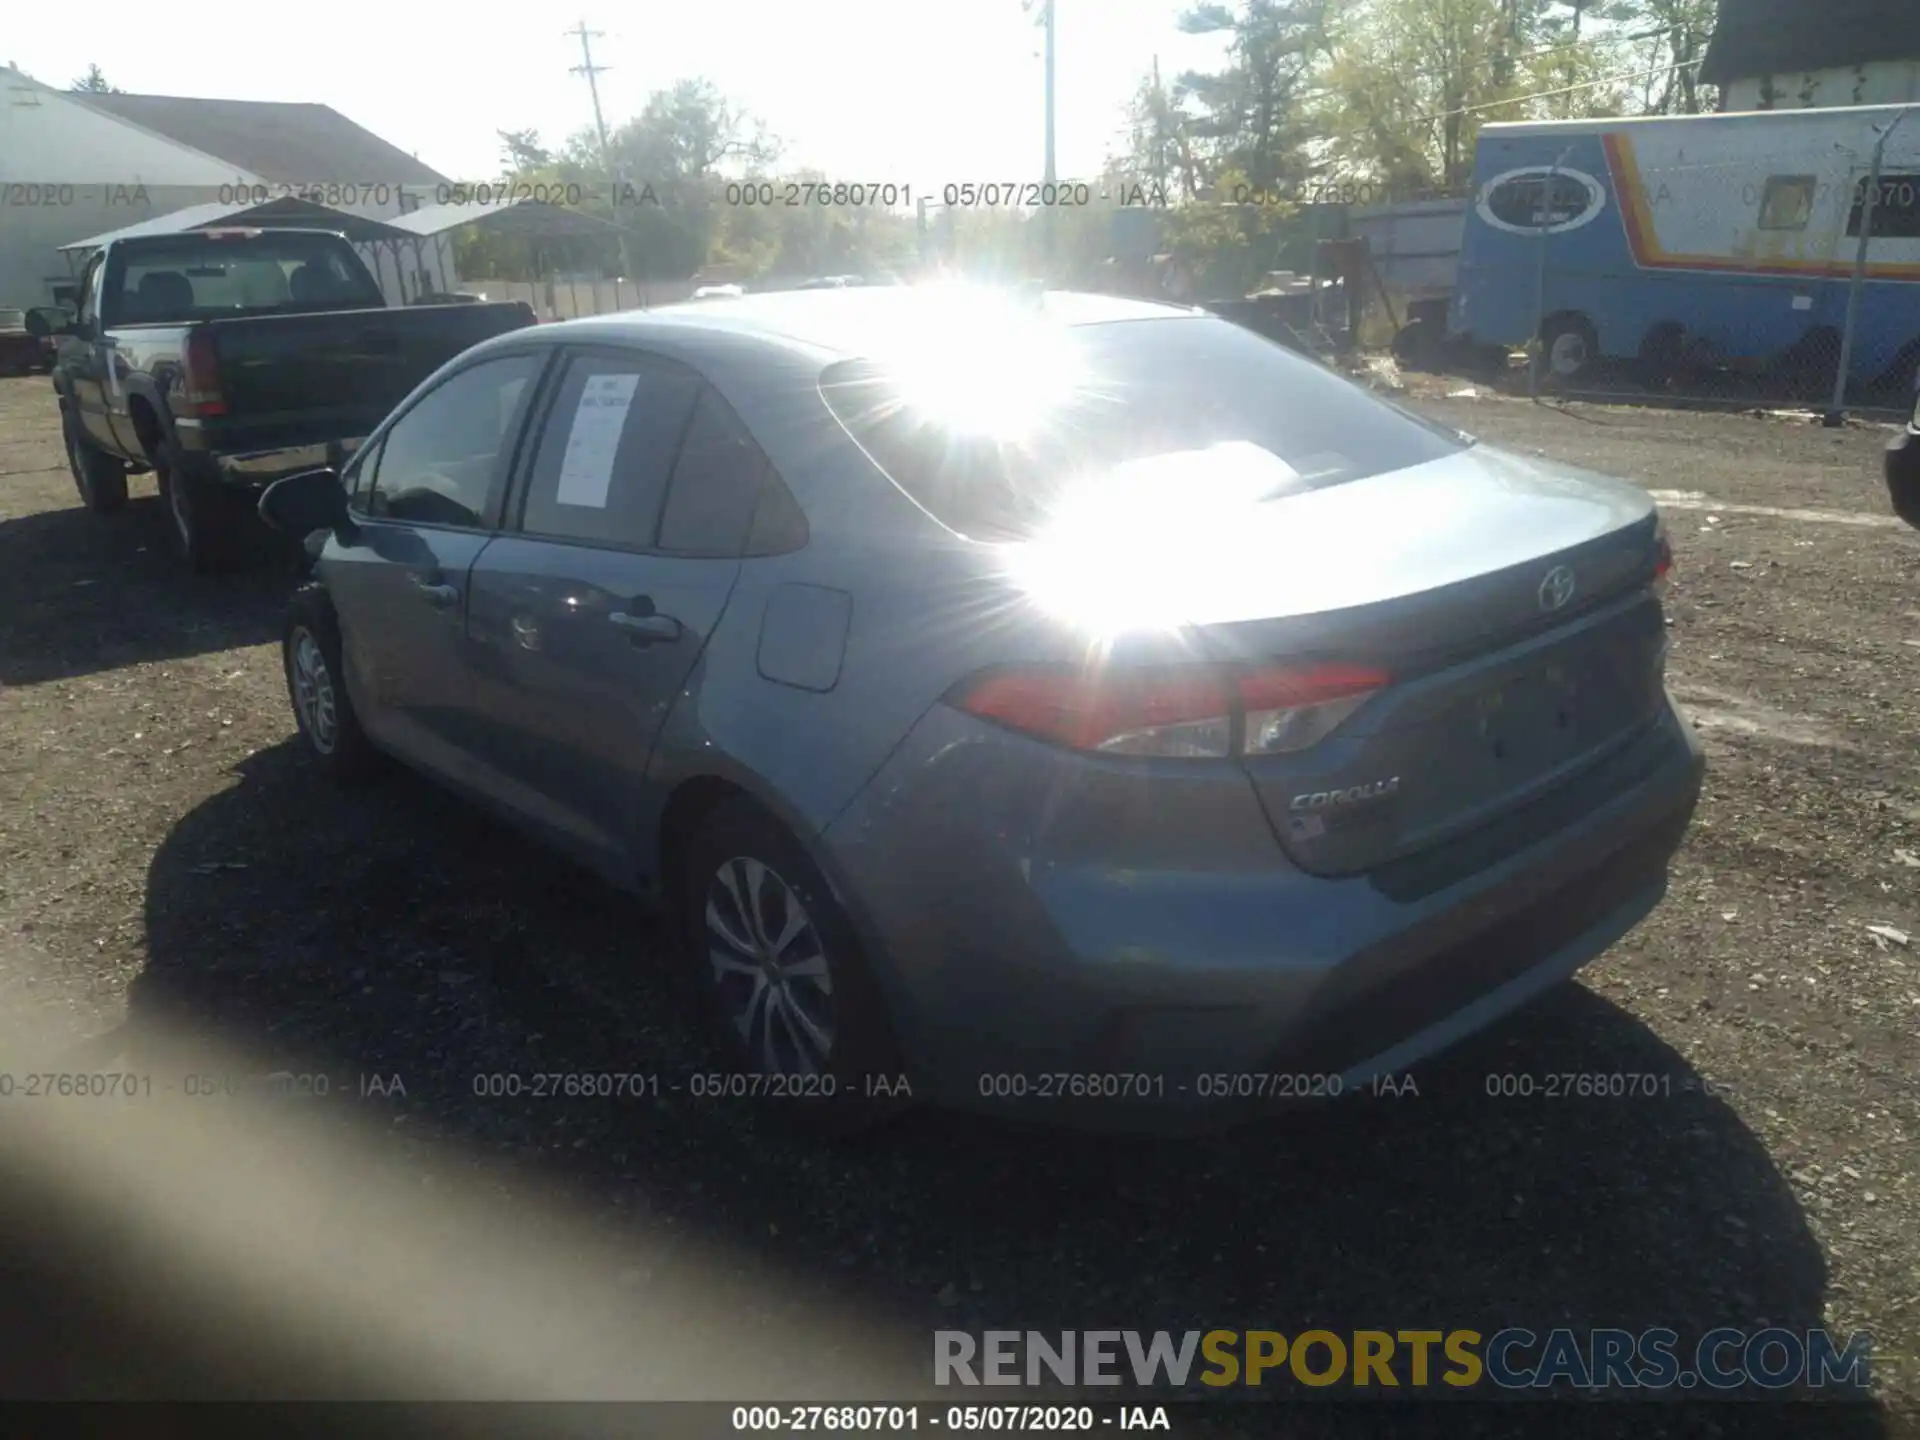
1757, 175, 1815, 232
1848, 173, 1920, 239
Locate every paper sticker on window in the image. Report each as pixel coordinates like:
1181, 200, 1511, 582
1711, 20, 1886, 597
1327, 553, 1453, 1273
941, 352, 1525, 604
554, 372, 640, 508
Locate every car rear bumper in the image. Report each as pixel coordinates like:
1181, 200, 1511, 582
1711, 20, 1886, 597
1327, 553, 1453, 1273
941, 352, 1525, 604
822, 693, 1704, 1132
1887, 428, 1920, 530
173, 423, 367, 491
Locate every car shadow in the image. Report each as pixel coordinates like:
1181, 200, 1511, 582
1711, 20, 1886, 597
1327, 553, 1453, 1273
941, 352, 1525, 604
43, 741, 1881, 1426
0, 495, 289, 687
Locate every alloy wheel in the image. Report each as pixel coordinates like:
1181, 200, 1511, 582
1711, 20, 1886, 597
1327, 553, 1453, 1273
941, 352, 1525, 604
289, 628, 339, 754
704, 856, 836, 1075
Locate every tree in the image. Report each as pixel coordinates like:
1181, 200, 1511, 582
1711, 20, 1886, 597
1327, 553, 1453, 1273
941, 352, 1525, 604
70, 64, 121, 94
497, 129, 553, 173
1175, 0, 1333, 193
1627, 0, 1717, 114
607, 79, 780, 185
1123, 58, 1205, 203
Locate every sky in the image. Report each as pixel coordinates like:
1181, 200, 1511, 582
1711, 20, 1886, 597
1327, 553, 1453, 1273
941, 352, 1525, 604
6, 0, 1229, 187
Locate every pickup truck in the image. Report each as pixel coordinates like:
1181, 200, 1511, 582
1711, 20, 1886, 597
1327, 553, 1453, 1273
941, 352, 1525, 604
36, 227, 535, 572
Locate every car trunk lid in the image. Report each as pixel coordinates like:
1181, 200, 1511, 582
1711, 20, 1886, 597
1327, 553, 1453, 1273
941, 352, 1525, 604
1009, 443, 1669, 876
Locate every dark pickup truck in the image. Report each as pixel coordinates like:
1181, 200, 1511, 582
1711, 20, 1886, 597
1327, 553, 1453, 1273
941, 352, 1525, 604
36, 227, 535, 571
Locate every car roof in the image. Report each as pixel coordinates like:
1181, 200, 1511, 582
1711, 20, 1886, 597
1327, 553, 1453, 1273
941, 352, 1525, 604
542, 286, 1204, 365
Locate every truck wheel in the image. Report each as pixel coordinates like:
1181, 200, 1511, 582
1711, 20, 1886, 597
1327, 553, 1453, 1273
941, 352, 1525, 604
284, 586, 380, 781
62, 411, 129, 514
155, 442, 246, 574
1539, 315, 1599, 385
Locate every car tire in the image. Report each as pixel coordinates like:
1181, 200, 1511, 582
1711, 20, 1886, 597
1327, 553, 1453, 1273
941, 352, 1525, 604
679, 799, 909, 1135
155, 440, 246, 574
62, 410, 129, 514
283, 586, 380, 782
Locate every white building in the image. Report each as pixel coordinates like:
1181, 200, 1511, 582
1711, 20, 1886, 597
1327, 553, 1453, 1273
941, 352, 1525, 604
0, 66, 454, 308
1701, 0, 1920, 112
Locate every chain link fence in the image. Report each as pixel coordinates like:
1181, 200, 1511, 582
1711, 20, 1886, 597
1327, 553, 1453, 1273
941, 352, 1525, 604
1514, 131, 1920, 417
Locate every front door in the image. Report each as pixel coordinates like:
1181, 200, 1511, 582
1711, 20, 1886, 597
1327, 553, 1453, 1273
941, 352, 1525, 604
320, 349, 548, 777
465, 350, 765, 868
59, 254, 120, 452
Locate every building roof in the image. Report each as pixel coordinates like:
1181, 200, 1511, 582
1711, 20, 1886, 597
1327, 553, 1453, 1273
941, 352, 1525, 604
58, 198, 415, 252
1701, 0, 1920, 86
71, 92, 449, 188
384, 200, 622, 240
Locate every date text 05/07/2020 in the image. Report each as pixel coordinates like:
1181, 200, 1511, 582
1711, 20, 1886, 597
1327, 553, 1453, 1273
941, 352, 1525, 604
728, 1404, 1173, 1432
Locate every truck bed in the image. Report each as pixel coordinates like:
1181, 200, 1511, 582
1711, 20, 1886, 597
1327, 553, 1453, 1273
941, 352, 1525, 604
175, 300, 535, 456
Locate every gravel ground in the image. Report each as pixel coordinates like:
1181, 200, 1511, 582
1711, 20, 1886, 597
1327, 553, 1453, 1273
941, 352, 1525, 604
1, 372, 1917, 1433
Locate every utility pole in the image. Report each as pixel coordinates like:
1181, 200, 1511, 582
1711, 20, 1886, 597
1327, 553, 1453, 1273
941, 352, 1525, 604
1827, 105, 1916, 426
569, 20, 635, 283
1023, 0, 1058, 271
1043, 0, 1057, 191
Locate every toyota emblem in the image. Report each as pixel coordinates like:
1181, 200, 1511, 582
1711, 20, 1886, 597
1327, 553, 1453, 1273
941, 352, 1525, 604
1538, 564, 1576, 612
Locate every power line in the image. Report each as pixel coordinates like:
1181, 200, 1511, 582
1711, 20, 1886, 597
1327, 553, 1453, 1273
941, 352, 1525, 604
1410, 54, 1708, 127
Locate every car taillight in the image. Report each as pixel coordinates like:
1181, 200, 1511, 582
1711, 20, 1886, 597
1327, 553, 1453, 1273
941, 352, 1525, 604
950, 662, 1389, 759
181, 331, 225, 416
1239, 663, 1390, 755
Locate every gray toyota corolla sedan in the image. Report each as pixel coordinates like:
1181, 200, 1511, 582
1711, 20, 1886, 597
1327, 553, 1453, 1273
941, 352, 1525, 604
260, 285, 1703, 1131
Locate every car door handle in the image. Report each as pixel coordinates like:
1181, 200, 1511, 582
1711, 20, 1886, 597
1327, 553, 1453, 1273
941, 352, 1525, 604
413, 579, 459, 608
608, 611, 681, 642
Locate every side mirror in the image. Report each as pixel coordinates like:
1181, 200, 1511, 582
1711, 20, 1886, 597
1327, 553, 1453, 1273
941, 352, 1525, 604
259, 467, 354, 541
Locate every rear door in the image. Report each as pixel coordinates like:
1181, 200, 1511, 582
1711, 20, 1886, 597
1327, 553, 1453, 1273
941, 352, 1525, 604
463, 348, 770, 867
321, 348, 549, 776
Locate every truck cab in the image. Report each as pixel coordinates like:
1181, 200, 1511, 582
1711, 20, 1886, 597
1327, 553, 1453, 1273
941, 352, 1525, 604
43, 227, 535, 572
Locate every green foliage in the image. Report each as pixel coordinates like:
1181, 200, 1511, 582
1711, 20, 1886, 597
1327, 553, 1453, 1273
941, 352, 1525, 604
452, 0, 1721, 293
70, 64, 121, 94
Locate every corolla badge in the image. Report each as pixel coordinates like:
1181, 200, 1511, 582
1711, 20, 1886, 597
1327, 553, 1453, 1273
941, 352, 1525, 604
1475, 166, 1608, 236
1289, 777, 1401, 811
1538, 564, 1577, 612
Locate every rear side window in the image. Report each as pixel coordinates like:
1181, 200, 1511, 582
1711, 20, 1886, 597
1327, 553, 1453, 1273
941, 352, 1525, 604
819, 315, 1466, 540
518, 352, 701, 549
656, 387, 790, 557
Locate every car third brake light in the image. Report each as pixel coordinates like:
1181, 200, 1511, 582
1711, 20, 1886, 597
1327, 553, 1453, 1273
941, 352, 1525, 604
950, 663, 1389, 759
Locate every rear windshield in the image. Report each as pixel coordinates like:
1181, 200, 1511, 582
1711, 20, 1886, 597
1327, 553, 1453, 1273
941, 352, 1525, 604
819, 315, 1468, 540
102, 233, 383, 325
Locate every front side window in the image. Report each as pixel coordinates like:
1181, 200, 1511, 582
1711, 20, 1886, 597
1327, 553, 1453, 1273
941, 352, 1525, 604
342, 437, 384, 509
77, 256, 102, 328
364, 353, 543, 528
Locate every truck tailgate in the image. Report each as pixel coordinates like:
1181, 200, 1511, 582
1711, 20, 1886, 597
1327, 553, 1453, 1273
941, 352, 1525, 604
202, 302, 535, 434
